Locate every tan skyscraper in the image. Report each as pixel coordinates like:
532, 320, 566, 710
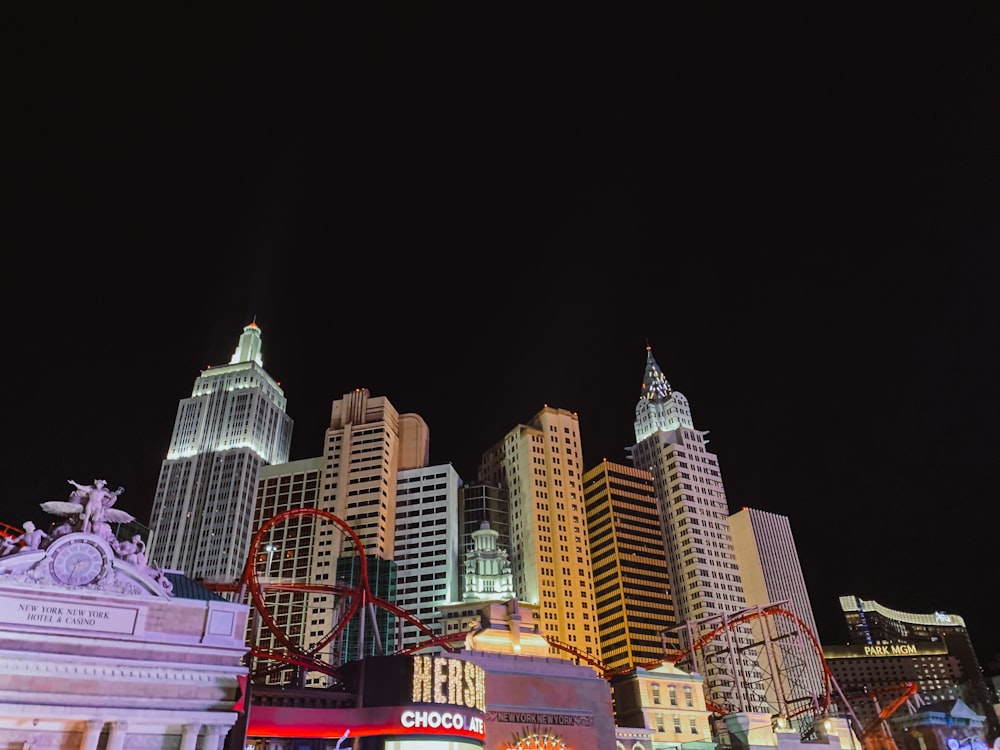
321, 388, 430, 559
477, 405, 601, 666
729, 507, 827, 715
246, 389, 437, 687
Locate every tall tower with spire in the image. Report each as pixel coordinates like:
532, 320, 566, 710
629, 346, 767, 712
146, 321, 293, 584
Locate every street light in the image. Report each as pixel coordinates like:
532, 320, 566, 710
265, 544, 277, 576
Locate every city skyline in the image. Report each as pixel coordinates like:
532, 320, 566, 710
5, 6, 999, 667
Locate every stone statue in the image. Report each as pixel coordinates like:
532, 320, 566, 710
115, 534, 148, 567
40, 478, 135, 540
0, 521, 50, 556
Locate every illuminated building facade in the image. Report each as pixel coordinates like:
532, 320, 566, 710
438, 518, 516, 648
393, 463, 463, 653
459, 481, 510, 562
729, 507, 826, 707
477, 406, 601, 664
581, 459, 678, 674
244, 392, 445, 686
147, 321, 292, 584
245, 653, 487, 749
251, 457, 324, 686
835, 595, 999, 742
319, 388, 429, 558
627, 346, 766, 711
610, 660, 715, 749
0, 533, 249, 750
304, 389, 429, 671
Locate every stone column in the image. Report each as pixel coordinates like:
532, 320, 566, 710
80, 720, 104, 750
106, 721, 128, 750
202, 725, 228, 750
180, 723, 202, 750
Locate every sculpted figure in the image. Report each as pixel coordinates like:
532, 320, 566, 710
41, 478, 135, 534
116, 534, 148, 567
68, 479, 125, 533
0, 521, 49, 556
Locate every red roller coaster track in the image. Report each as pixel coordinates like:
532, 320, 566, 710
210, 508, 834, 728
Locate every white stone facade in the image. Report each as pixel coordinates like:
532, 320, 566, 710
0, 533, 250, 750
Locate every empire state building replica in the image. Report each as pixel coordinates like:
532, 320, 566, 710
146, 321, 292, 584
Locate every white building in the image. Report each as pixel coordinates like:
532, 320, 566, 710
0, 524, 249, 750
147, 321, 292, 584
628, 346, 766, 712
393, 462, 463, 652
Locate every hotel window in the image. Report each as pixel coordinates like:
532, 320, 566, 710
684, 685, 694, 707
651, 684, 661, 705
669, 686, 677, 705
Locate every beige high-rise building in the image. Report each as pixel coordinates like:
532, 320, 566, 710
628, 346, 767, 712
477, 405, 601, 666
320, 387, 430, 559
245, 389, 433, 688
729, 507, 827, 716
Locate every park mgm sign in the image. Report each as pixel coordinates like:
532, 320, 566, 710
823, 643, 948, 659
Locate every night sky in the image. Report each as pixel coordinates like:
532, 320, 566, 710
5, 7, 1000, 665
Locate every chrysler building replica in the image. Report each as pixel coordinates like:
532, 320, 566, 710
629, 346, 766, 711
146, 321, 292, 584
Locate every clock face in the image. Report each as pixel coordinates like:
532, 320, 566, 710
50, 539, 108, 586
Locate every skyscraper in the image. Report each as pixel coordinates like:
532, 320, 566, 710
147, 322, 292, 584
628, 346, 766, 711
835, 595, 1000, 742
582, 458, 678, 674
729, 507, 827, 713
392, 462, 463, 653
319, 388, 429, 559
313, 388, 431, 665
250, 457, 324, 686
477, 405, 601, 665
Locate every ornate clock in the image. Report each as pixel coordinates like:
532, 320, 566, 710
49, 537, 109, 586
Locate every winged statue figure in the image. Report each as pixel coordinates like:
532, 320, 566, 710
40, 478, 135, 539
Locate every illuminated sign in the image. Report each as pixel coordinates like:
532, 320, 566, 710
411, 655, 486, 712
401, 710, 485, 736
248, 655, 488, 743
824, 642, 947, 660
863, 644, 918, 657
248, 704, 485, 740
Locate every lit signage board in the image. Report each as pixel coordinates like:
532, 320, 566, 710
247, 704, 485, 740
248, 654, 488, 742
411, 654, 486, 712
823, 642, 948, 659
